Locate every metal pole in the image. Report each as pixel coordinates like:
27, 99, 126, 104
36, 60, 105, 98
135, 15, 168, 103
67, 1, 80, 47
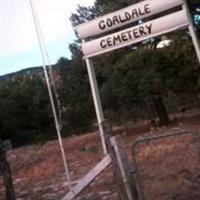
83, 40, 107, 155
183, 0, 200, 64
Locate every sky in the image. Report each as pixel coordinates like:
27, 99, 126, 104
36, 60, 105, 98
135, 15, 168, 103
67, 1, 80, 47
0, 0, 94, 76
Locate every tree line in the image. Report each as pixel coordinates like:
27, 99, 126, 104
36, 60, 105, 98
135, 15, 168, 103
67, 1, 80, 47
0, 0, 200, 147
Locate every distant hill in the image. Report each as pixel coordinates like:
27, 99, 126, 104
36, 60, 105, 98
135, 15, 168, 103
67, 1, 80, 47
0, 66, 44, 81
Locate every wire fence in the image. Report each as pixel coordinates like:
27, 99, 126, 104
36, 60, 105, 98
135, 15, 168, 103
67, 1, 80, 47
132, 131, 200, 200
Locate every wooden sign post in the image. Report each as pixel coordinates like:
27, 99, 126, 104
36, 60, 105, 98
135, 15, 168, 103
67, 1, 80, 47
63, 1, 200, 198
83, 40, 108, 155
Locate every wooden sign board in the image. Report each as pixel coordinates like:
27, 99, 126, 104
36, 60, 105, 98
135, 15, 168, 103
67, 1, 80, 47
82, 10, 189, 58
75, 0, 184, 39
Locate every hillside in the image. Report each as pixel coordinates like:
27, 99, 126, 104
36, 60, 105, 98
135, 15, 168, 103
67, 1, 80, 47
0, 66, 44, 81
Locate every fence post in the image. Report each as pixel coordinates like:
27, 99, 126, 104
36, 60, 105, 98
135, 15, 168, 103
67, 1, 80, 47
0, 140, 16, 200
101, 121, 138, 200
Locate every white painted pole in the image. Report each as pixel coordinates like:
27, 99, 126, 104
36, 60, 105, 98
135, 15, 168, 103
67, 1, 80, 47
29, 0, 72, 191
31, 1, 63, 130
83, 40, 107, 155
183, 0, 200, 64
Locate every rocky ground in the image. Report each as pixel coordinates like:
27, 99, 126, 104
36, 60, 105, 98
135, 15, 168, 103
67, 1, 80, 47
0, 109, 200, 200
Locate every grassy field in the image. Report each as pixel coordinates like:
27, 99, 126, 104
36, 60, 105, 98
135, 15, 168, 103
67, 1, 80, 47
0, 110, 200, 200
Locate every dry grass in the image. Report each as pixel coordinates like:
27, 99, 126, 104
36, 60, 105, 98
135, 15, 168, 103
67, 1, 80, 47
0, 112, 200, 200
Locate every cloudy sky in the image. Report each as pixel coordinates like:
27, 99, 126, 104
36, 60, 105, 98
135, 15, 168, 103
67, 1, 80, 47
0, 0, 94, 75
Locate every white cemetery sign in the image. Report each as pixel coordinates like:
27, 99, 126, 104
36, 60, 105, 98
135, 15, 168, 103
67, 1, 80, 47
75, 0, 184, 39
82, 10, 188, 58
74, 0, 200, 156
